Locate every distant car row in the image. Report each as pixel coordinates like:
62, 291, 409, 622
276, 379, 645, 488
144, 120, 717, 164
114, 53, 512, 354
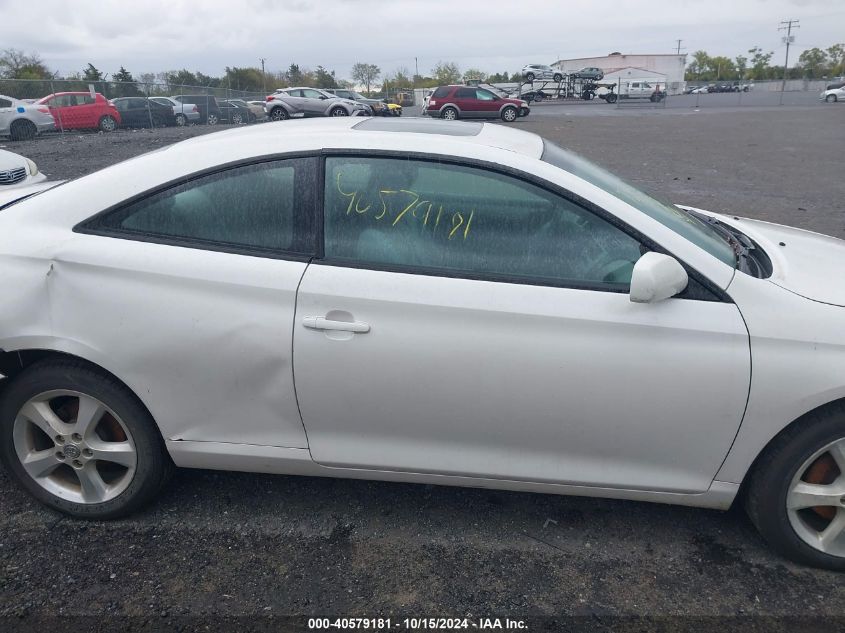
684, 83, 753, 94
1, 88, 403, 140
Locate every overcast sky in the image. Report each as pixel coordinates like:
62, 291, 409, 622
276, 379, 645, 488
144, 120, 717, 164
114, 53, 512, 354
2, 0, 843, 80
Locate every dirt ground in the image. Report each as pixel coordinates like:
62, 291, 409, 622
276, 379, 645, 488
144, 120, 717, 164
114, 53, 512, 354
1, 105, 844, 632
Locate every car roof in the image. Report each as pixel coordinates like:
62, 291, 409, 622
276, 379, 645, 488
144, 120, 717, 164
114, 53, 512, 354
163, 117, 545, 160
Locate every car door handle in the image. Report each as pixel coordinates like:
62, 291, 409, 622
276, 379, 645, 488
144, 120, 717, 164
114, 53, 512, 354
302, 316, 370, 333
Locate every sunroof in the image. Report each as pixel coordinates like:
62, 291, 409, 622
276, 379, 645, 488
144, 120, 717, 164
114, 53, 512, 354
353, 117, 483, 136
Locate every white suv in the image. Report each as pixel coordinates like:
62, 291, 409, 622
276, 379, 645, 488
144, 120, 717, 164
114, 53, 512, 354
521, 64, 563, 83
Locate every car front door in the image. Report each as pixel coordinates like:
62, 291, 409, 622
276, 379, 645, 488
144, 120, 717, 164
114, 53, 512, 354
301, 89, 330, 115
292, 155, 751, 494
474, 89, 501, 116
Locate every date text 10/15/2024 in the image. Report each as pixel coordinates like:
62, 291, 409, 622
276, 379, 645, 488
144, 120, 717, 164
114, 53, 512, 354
308, 617, 528, 630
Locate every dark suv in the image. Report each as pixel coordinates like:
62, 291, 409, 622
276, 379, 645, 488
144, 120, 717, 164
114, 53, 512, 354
424, 85, 529, 122
171, 95, 223, 125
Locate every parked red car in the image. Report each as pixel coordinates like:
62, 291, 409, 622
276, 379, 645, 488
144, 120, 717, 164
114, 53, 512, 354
424, 85, 529, 122
36, 92, 121, 132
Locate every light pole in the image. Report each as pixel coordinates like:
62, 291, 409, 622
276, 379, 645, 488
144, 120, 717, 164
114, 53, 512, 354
260, 57, 266, 93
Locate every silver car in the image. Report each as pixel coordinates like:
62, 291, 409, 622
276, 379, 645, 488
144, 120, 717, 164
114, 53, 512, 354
149, 97, 201, 126
0, 95, 55, 141
266, 87, 365, 120
521, 64, 563, 83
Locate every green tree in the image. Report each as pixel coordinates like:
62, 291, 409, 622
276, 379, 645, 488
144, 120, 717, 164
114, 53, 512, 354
708, 56, 735, 80
83, 63, 105, 81
286, 63, 304, 85
797, 48, 829, 78
463, 68, 487, 82
314, 65, 337, 88
687, 50, 711, 80
827, 43, 844, 75
167, 69, 199, 88
224, 66, 263, 91
112, 66, 142, 96
351, 62, 381, 94
748, 46, 774, 80
735, 55, 748, 80
0, 48, 52, 79
432, 60, 461, 84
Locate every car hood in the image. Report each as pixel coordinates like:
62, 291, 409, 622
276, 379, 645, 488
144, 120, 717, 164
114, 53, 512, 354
692, 207, 845, 307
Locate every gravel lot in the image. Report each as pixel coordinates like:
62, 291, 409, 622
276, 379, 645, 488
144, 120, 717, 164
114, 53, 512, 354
1, 104, 844, 631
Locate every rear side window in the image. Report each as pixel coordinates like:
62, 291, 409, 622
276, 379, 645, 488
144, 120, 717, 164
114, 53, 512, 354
85, 158, 317, 255
455, 88, 475, 98
432, 87, 450, 98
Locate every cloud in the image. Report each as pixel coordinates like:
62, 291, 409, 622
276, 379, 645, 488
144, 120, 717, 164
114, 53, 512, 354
1, 0, 843, 79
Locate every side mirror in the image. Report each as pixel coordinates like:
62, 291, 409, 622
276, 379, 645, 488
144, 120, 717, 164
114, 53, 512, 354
629, 252, 688, 303
319, 95, 328, 100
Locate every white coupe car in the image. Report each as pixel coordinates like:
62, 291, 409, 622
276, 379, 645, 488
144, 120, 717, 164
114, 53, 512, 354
1, 118, 844, 570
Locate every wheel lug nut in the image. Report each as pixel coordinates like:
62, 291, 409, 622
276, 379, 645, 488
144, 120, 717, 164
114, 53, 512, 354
71, 433, 82, 442
55, 436, 65, 445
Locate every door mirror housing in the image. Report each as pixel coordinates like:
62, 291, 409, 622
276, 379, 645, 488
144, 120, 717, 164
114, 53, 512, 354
629, 252, 689, 303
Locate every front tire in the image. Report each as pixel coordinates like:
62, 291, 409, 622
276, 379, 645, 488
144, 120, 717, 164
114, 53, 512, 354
330, 106, 349, 117
500, 106, 518, 122
746, 404, 845, 570
553, 73, 563, 82
9, 119, 37, 141
231, 112, 243, 124
826, 95, 837, 102
98, 115, 116, 132
526, 73, 535, 82
175, 113, 187, 127
0, 360, 172, 520
206, 113, 219, 126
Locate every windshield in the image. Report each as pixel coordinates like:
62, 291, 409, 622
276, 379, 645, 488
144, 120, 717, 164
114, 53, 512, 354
541, 141, 736, 268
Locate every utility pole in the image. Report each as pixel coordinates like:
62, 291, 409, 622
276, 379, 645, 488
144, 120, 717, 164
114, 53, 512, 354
259, 57, 266, 93
778, 19, 799, 97
675, 39, 683, 55
414, 57, 419, 86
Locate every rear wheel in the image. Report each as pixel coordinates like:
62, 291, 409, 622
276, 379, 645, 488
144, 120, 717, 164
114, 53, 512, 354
9, 119, 37, 141
175, 113, 187, 126
553, 73, 563, 82
206, 113, 219, 125
441, 107, 458, 121
746, 404, 845, 570
270, 107, 289, 121
231, 112, 243, 125
98, 115, 116, 132
526, 73, 535, 82
606, 93, 618, 104
500, 106, 518, 122
0, 360, 172, 520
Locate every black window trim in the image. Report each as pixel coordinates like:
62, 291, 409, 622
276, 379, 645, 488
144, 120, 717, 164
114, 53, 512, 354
74, 152, 320, 263
316, 149, 730, 302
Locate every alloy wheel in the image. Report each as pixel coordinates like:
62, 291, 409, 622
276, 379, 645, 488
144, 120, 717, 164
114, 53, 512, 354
12, 390, 137, 504
786, 438, 845, 556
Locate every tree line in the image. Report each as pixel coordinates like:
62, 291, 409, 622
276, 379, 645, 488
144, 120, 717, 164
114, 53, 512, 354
686, 44, 844, 82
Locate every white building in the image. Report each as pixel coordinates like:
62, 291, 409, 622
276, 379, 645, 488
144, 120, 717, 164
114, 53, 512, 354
553, 53, 686, 93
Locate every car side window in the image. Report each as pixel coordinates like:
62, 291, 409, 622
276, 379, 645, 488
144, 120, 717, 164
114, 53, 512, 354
432, 87, 450, 98
455, 88, 474, 98
302, 89, 323, 99
475, 89, 496, 101
323, 157, 645, 289
0, 98, 12, 107
87, 159, 316, 254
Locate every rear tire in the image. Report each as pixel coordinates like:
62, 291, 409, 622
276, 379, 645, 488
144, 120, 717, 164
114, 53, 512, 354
175, 113, 187, 126
441, 107, 458, 121
98, 115, 116, 132
0, 360, 172, 520
526, 73, 535, 82
9, 119, 37, 141
270, 107, 289, 121
606, 93, 618, 104
553, 73, 563, 82
206, 113, 219, 126
232, 112, 243, 125
745, 403, 845, 570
